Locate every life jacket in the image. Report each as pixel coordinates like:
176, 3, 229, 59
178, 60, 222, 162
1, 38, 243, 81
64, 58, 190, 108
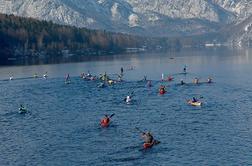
159, 87, 166, 94
101, 118, 110, 127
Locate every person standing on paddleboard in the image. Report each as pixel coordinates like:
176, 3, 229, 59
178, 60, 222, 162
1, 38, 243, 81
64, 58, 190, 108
120, 67, 124, 75
183, 65, 187, 73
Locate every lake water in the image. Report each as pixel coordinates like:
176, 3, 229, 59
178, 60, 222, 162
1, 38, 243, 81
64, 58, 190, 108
0, 48, 252, 165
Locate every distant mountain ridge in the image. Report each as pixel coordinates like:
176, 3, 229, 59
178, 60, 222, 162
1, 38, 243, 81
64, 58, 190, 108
0, 0, 251, 46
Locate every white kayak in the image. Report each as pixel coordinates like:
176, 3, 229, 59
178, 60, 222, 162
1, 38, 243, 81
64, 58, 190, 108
187, 100, 202, 106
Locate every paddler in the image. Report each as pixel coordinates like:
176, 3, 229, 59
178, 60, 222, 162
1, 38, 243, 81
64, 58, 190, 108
180, 79, 184, 85
120, 67, 124, 75
192, 97, 198, 103
101, 115, 110, 124
142, 75, 147, 81
118, 74, 123, 81
146, 80, 152, 87
34, 73, 38, 78
43, 72, 48, 79
142, 131, 154, 144
125, 95, 132, 103
19, 104, 27, 113
65, 74, 70, 82
159, 85, 166, 93
87, 70, 91, 77
207, 77, 212, 83
183, 65, 187, 73
167, 75, 173, 81
9, 75, 13, 80
194, 77, 199, 84
101, 72, 108, 81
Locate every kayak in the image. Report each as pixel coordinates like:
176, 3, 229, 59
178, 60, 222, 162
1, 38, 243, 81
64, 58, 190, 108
159, 89, 166, 94
108, 80, 114, 85
19, 108, 27, 114
143, 140, 160, 149
187, 100, 202, 106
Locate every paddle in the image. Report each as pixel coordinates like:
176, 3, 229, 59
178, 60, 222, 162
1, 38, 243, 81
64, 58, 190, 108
135, 127, 145, 134
109, 113, 115, 118
130, 91, 134, 97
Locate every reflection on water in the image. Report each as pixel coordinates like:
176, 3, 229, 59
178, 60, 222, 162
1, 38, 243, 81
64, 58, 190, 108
0, 48, 251, 81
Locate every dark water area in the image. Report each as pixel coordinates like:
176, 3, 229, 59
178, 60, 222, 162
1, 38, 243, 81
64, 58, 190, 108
0, 48, 252, 165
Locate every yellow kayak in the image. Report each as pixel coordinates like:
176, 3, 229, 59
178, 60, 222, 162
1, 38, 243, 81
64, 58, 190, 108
187, 100, 202, 106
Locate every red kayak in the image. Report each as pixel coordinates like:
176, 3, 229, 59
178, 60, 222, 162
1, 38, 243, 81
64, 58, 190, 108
100, 118, 110, 127
159, 89, 166, 94
167, 77, 174, 81
143, 140, 160, 149
159, 86, 166, 94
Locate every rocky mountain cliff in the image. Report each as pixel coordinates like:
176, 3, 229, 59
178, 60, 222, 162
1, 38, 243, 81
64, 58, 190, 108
0, 0, 251, 46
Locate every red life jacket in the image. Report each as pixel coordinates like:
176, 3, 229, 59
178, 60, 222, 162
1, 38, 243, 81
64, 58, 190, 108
100, 118, 110, 127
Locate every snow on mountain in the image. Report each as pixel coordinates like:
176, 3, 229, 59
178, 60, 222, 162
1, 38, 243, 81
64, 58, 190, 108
226, 15, 252, 46
0, 0, 251, 45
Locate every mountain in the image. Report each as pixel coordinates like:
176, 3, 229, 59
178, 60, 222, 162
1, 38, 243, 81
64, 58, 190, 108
0, 13, 156, 65
219, 14, 252, 46
2, 13, 205, 65
0, 0, 251, 46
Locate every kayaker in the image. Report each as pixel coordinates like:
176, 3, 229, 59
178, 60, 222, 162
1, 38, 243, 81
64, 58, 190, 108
118, 74, 123, 81
80, 73, 85, 78
142, 131, 154, 144
194, 77, 199, 84
19, 104, 27, 113
120, 67, 124, 75
9, 75, 13, 80
101, 72, 108, 81
125, 95, 132, 103
183, 65, 187, 73
146, 80, 152, 87
143, 76, 147, 81
34, 73, 38, 78
108, 79, 114, 85
101, 115, 110, 124
192, 97, 198, 103
180, 79, 184, 85
43, 72, 48, 78
19, 104, 25, 110
65, 74, 70, 82
167, 75, 173, 81
207, 77, 212, 83
87, 70, 91, 77
159, 85, 166, 94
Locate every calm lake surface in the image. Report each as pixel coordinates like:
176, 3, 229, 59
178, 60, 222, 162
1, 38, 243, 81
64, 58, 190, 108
0, 48, 252, 165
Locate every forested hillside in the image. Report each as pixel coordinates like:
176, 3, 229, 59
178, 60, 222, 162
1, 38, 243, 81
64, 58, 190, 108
0, 13, 211, 65
0, 13, 150, 65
